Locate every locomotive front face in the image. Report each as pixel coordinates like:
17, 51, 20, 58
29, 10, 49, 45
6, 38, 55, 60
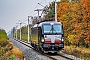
41, 22, 64, 51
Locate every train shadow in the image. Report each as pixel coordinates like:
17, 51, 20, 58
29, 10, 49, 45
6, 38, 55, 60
46, 52, 59, 56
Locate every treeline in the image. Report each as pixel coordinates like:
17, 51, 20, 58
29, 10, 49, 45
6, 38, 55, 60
57, 0, 90, 47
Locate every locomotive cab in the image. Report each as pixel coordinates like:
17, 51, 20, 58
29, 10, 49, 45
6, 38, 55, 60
31, 21, 64, 53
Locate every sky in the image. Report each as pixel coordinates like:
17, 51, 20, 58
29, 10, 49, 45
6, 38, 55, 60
0, 0, 55, 33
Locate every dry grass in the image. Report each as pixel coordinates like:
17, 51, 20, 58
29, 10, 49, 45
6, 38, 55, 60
5, 41, 24, 60
12, 46, 24, 58
61, 46, 90, 60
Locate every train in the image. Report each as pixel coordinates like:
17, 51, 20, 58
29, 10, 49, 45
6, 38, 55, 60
30, 20, 64, 53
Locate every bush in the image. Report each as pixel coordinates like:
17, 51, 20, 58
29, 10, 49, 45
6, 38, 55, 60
0, 39, 9, 47
0, 29, 8, 47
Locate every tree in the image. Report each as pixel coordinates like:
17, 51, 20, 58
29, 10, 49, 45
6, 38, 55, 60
57, 1, 90, 47
44, 2, 55, 20
81, 0, 90, 47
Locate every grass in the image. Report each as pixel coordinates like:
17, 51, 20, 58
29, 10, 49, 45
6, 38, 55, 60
0, 40, 24, 60
5, 41, 24, 60
0, 29, 24, 60
61, 46, 90, 60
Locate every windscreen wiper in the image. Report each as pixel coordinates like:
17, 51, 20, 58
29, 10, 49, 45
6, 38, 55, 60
48, 28, 52, 34
53, 28, 58, 34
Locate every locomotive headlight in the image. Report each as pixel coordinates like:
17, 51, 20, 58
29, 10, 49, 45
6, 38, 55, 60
62, 38, 64, 42
41, 39, 44, 42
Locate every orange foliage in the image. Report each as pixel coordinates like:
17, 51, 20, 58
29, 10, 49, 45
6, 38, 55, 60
57, 1, 90, 46
81, 0, 90, 45
81, 0, 90, 19
57, 2, 70, 22
85, 21, 90, 44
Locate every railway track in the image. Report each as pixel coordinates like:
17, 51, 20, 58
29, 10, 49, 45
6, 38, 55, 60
14, 38, 81, 60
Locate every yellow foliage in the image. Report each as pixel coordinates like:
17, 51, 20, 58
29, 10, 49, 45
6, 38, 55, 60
67, 34, 75, 44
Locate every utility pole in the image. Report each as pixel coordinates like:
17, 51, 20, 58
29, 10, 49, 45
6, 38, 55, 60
55, 0, 57, 22
11, 29, 13, 38
15, 25, 18, 40
14, 32, 15, 38
17, 21, 25, 40
12, 27, 15, 39
55, 0, 61, 21
28, 16, 32, 43
28, 16, 30, 43
16, 22, 22, 40
20, 23, 22, 40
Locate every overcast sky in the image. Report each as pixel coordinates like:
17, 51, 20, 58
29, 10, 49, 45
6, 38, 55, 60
0, 0, 55, 33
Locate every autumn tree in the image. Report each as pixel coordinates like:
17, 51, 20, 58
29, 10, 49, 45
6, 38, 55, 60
57, 1, 90, 47
81, 0, 90, 47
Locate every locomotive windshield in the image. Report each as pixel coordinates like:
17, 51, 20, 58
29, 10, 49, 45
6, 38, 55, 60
53, 24, 62, 33
43, 24, 63, 34
43, 25, 52, 33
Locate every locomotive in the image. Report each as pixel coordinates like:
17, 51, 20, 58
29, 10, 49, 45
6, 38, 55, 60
31, 21, 64, 53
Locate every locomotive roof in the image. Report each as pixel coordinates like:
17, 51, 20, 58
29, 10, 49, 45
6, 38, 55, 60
38, 21, 62, 27
32, 21, 62, 28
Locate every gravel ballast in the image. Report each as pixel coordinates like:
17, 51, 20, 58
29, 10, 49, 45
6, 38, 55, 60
9, 38, 49, 60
